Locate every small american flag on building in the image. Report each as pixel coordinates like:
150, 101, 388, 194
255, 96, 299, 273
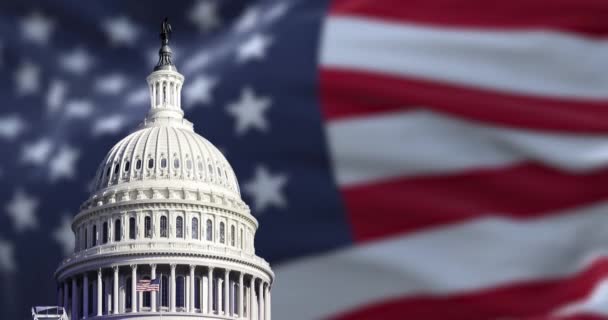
136, 279, 160, 292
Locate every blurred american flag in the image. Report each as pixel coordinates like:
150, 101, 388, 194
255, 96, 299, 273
2, 0, 608, 319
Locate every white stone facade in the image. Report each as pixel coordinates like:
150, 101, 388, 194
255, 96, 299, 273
53, 30, 273, 320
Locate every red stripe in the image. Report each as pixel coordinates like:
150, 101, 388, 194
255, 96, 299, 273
320, 68, 608, 133
342, 163, 608, 242
330, 258, 608, 320
330, 0, 608, 37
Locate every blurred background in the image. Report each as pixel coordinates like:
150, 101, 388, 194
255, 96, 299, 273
2, 0, 608, 319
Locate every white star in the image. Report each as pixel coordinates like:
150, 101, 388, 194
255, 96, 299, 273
49, 145, 80, 181
234, 7, 260, 33
60, 47, 94, 74
20, 12, 55, 45
21, 138, 53, 166
237, 33, 273, 63
53, 215, 74, 256
264, 2, 290, 22
103, 16, 140, 46
0, 115, 26, 140
189, 1, 221, 32
95, 73, 128, 95
0, 240, 16, 273
126, 87, 149, 107
184, 75, 217, 108
64, 100, 94, 119
14, 61, 40, 96
46, 79, 68, 114
244, 165, 288, 213
93, 115, 127, 136
5, 189, 39, 232
184, 51, 210, 75
226, 87, 272, 135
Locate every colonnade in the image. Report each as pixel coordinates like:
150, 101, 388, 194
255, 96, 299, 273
57, 263, 271, 319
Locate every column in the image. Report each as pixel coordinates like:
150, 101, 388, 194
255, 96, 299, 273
239, 273, 244, 317
224, 269, 230, 315
97, 270, 103, 316
131, 265, 137, 313
217, 278, 223, 315
265, 284, 270, 320
189, 265, 196, 312
83, 274, 89, 318
72, 277, 78, 320
249, 277, 255, 320
151, 264, 157, 312
113, 266, 119, 315
63, 282, 69, 311
258, 280, 264, 320
170, 264, 176, 312
105, 276, 112, 314
207, 267, 214, 314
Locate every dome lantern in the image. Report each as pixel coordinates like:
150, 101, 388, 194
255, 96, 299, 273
146, 18, 185, 122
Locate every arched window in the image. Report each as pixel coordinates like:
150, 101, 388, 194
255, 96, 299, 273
142, 276, 151, 308
176, 216, 183, 238
145, 216, 152, 238
148, 158, 154, 169
161, 275, 169, 307
220, 222, 225, 244
114, 163, 120, 174
240, 228, 244, 249
194, 277, 201, 309
161, 158, 167, 168
192, 217, 199, 240
208, 164, 213, 173
114, 219, 121, 242
136, 159, 142, 170
174, 158, 180, 168
106, 166, 111, 177
92, 225, 97, 246
129, 217, 136, 240
160, 216, 168, 238
176, 276, 185, 308
198, 161, 203, 171
206, 220, 213, 241
187, 159, 192, 170
231, 225, 235, 246
126, 276, 132, 309
84, 227, 88, 249
102, 222, 108, 244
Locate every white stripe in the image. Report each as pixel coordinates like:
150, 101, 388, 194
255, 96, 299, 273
328, 110, 608, 186
321, 16, 608, 100
272, 201, 608, 320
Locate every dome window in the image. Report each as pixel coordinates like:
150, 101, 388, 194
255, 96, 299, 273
186, 159, 192, 170
208, 164, 213, 173
145, 216, 152, 238
217, 167, 222, 176
231, 225, 235, 246
192, 217, 199, 240
206, 219, 213, 241
219, 222, 225, 244
106, 166, 111, 177
114, 163, 120, 174
92, 225, 97, 246
136, 159, 142, 170
114, 219, 121, 242
198, 161, 203, 171
148, 158, 154, 169
160, 216, 168, 238
176, 216, 184, 238
124, 161, 130, 172
129, 217, 136, 240
174, 158, 180, 169
161, 158, 167, 168
102, 222, 109, 244
84, 227, 88, 249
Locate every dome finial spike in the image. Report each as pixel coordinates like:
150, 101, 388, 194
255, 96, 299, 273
155, 17, 176, 71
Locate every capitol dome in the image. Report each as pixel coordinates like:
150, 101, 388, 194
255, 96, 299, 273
51, 19, 273, 320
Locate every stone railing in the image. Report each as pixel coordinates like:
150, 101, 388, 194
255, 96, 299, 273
59, 240, 271, 270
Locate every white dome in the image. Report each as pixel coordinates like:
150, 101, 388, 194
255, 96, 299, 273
92, 121, 240, 197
